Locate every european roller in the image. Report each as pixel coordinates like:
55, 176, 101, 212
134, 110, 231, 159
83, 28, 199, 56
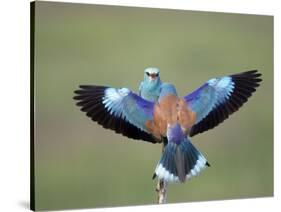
74, 70, 262, 183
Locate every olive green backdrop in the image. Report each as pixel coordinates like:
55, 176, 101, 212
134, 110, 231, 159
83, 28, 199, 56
33, 1, 273, 210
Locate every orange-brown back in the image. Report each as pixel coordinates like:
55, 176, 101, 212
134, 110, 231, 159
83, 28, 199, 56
145, 95, 197, 141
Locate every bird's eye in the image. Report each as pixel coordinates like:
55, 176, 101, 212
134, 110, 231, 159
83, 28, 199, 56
146, 72, 150, 76
155, 73, 159, 77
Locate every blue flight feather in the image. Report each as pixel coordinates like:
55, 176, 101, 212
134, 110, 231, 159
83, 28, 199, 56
102, 87, 154, 132
184, 70, 262, 136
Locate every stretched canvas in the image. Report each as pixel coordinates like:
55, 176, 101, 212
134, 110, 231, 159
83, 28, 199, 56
30, 1, 273, 211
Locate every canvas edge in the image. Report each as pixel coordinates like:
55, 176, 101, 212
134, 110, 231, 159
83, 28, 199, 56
30, 1, 35, 211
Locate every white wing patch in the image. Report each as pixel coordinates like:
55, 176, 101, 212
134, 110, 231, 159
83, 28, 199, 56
103, 88, 128, 118
195, 76, 235, 123
207, 77, 235, 102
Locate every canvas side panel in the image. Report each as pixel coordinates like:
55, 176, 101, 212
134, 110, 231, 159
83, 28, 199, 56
30, 1, 35, 211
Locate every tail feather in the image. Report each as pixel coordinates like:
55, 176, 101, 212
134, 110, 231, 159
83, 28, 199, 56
175, 147, 186, 182
154, 137, 209, 183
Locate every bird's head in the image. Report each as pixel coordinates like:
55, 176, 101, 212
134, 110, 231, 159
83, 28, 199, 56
143, 67, 161, 85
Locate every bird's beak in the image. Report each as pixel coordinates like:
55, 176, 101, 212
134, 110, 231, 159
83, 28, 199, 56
149, 74, 157, 81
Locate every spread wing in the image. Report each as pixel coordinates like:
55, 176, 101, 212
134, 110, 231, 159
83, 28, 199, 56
184, 70, 262, 137
74, 85, 158, 143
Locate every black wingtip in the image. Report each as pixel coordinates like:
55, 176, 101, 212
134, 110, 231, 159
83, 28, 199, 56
73, 93, 81, 100
206, 161, 211, 167
73, 90, 80, 95
232, 70, 263, 81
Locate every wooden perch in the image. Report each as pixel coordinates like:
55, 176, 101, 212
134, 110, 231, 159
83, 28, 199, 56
155, 143, 168, 204
156, 179, 167, 204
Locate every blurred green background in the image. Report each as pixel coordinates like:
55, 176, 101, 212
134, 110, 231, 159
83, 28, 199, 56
33, 1, 273, 210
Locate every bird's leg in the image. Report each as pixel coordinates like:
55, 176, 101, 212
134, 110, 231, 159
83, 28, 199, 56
155, 142, 168, 204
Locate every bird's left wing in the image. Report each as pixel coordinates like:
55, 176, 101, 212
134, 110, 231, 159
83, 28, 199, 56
184, 70, 262, 137
74, 85, 158, 143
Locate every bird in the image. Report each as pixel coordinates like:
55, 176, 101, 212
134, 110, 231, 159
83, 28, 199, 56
139, 67, 162, 102
73, 70, 262, 183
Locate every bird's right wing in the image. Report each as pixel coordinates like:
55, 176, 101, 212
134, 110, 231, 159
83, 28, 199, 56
184, 70, 262, 137
74, 85, 159, 143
